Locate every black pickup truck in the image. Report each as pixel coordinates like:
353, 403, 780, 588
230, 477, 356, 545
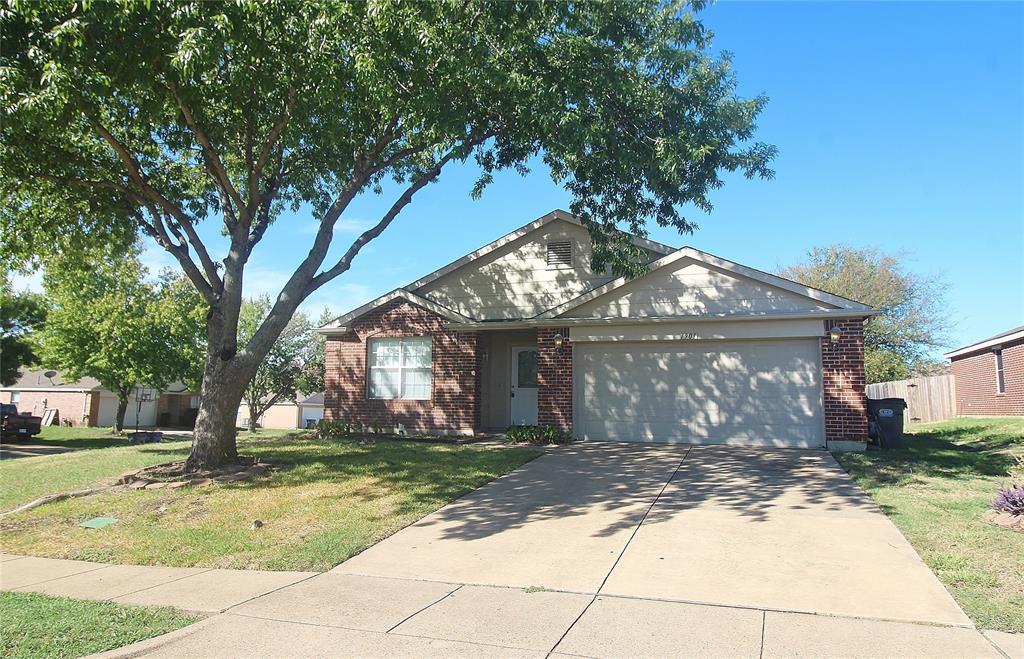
1, 404, 43, 440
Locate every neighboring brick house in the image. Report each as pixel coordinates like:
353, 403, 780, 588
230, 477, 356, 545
317, 210, 874, 449
0, 369, 197, 428
946, 326, 1024, 417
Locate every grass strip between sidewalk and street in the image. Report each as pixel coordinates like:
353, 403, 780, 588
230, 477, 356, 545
0, 591, 200, 659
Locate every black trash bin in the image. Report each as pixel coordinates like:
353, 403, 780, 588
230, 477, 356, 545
867, 398, 907, 449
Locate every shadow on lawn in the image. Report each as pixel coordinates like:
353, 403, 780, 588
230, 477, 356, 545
6, 436, 130, 450
227, 439, 544, 521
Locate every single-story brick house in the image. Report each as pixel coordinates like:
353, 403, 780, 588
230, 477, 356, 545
317, 210, 874, 449
0, 369, 198, 427
945, 326, 1023, 416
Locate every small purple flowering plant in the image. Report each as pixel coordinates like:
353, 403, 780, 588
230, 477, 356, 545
991, 483, 1024, 517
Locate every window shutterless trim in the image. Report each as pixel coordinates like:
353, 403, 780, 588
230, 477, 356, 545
995, 349, 1006, 395
366, 337, 433, 400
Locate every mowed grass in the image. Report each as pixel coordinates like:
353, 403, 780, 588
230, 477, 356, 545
0, 591, 198, 659
0, 431, 542, 571
0, 433, 192, 511
834, 417, 1024, 632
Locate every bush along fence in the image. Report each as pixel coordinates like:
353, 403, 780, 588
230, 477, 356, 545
865, 373, 955, 425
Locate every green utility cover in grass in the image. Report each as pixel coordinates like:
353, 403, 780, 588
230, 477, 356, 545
79, 517, 117, 529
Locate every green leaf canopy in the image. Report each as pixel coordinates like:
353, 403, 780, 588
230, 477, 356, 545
1, 0, 774, 281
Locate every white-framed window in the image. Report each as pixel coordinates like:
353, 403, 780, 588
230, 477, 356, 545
368, 337, 432, 400
10, 391, 20, 404
189, 395, 200, 408
995, 349, 1006, 394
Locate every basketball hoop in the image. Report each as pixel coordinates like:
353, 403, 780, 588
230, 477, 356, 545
134, 387, 155, 434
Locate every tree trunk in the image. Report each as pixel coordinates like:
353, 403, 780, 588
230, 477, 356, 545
114, 397, 129, 433
246, 400, 258, 432
186, 261, 301, 471
186, 351, 247, 471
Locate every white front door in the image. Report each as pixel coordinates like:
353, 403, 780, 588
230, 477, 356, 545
510, 347, 539, 425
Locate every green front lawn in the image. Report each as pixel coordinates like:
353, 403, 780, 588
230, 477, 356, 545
0, 592, 199, 659
0, 432, 542, 571
0, 439, 192, 512
834, 417, 1024, 632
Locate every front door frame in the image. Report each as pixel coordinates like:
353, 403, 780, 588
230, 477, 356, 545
510, 344, 539, 425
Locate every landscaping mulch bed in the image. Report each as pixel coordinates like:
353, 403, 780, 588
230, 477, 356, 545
117, 456, 279, 490
985, 510, 1024, 533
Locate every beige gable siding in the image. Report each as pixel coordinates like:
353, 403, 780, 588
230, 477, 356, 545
416, 219, 657, 320
564, 258, 835, 318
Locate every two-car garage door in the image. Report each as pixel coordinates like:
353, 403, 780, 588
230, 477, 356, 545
576, 339, 825, 448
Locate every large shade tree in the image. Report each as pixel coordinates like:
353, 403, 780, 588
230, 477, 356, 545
1, 1, 775, 469
779, 245, 950, 383
0, 275, 46, 386
40, 246, 207, 430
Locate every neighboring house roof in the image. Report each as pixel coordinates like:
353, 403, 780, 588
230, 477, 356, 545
298, 392, 324, 406
0, 369, 103, 392
0, 370, 192, 394
316, 210, 875, 332
944, 325, 1024, 359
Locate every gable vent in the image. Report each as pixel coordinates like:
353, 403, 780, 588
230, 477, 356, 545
546, 241, 573, 267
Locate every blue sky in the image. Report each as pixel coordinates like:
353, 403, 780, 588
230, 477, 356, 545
20, 2, 1022, 354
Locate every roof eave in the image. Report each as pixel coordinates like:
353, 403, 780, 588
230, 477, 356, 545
315, 289, 473, 334
944, 329, 1024, 359
448, 309, 875, 331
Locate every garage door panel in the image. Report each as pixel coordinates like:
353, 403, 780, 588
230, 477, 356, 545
578, 339, 824, 447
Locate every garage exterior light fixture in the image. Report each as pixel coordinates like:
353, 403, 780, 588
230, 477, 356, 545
828, 325, 844, 344
553, 333, 564, 349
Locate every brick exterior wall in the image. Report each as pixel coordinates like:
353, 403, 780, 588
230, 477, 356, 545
538, 327, 573, 433
821, 319, 869, 441
950, 339, 1024, 416
324, 300, 480, 433
5, 390, 94, 425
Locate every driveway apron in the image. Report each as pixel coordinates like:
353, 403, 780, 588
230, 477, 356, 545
334, 442, 688, 593
335, 442, 969, 627
604, 446, 970, 626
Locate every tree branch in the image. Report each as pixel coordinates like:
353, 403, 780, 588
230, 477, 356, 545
248, 88, 295, 216
166, 81, 247, 223
306, 137, 487, 294
133, 204, 217, 304
92, 120, 224, 294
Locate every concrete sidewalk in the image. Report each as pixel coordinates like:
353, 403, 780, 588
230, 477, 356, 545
2, 554, 1020, 658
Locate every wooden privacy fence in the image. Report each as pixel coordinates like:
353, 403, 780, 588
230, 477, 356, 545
865, 374, 956, 425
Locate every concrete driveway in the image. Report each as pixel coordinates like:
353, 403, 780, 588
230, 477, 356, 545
69, 442, 1003, 658
336, 442, 969, 627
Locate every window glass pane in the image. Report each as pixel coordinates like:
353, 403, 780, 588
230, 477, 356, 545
517, 350, 538, 388
403, 368, 432, 400
403, 339, 432, 368
369, 368, 400, 399
369, 339, 401, 367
